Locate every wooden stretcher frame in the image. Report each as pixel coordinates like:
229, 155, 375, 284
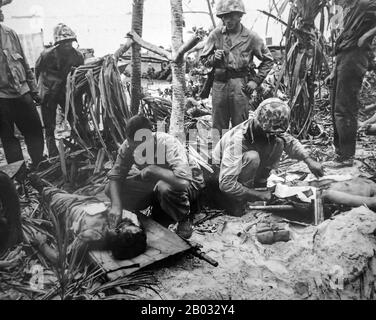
90, 213, 190, 280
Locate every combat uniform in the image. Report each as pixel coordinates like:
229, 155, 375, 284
210, 99, 309, 214
331, 0, 376, 160
200, 24, 274, 132
107, 132, 205, 224
0, 23, 44, 166
35, 23, 84, 157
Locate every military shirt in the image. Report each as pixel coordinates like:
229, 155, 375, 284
0, 24, 38, 98
200, 24, 274, 85
108, 132, 205, 191
35, 46, 84, 101
335, 0, 376, 54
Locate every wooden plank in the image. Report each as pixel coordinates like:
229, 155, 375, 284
314, 190, 325, 226
90, 213, 190, 280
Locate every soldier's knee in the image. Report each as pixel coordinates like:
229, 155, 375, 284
155, 181, 173, 197
243, 151, 260, 168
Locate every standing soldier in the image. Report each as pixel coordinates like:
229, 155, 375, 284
35, 23, 84, 158
328, 0, 376, 167
200, 0, 274, 134
0, 1, 44, 169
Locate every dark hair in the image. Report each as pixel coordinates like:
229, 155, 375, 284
125, 115, 153, 141
106, 219, 147, 260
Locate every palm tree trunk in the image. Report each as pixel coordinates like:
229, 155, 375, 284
169, 0, 186, 141
131, 0, 144, 115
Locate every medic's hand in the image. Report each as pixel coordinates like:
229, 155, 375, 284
306, 158, 325, 178
252, 190, 272, 202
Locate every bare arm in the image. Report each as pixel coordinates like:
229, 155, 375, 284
107, 179, 123, 228
323, 190, 376, 209
200, 31, 220, 68
253, 42, 274, 85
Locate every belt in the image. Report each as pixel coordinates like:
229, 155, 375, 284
214, 68, 248, 82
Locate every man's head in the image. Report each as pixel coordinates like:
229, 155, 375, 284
253, 98, 291, 135
216, 0, 246, 32
53, 23, 77, 47
125, 115, 153, 147
106, 219, 147, 260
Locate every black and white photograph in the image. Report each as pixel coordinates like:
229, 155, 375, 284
0, 0, 376, 306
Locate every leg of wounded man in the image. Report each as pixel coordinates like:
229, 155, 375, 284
322, 190, 376, 210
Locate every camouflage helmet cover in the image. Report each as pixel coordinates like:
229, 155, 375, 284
53, 23, 77, 45
216, 0, 246, 17
254, 98, 291, 134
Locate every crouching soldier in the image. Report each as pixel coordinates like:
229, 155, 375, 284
212, 98, 324, 216
30, 176, 147, 263
106, 115, 205, 240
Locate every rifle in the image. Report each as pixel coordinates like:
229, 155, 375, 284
182, 238, 219, 267
199, 68, 215, 99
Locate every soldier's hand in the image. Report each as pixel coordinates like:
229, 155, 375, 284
214, 50, 225, 62
108, 207, 122, 229
256, 190, 272, 202
244, 81, 258, 96
306, 159, 325, 178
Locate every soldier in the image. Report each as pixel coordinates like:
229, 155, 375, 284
0, 2, 44, 169
328, 0, 376, 167
200, 0, 274, 134
106, 115, 205, 240
35, 23, 84, 158
212, 98, 324, 216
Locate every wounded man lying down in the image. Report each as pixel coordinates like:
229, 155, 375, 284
30, 177, 147, 264
322, 177, 376, 210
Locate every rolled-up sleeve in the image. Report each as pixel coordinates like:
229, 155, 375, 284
164, 135, 193, 182
200, 31, 218, 68
281, 134, 309, 161
251, 33, 274, 85
108, 141, 134, 181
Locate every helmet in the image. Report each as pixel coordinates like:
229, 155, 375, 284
53, 23, 77, 45
0, 0, 13, 8
216, 0, 246, 17
254, 98, 291, 134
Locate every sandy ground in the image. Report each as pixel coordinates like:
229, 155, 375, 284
1, 124, 376, 301
134, 160, 376, 300
137, 206, 376, 300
